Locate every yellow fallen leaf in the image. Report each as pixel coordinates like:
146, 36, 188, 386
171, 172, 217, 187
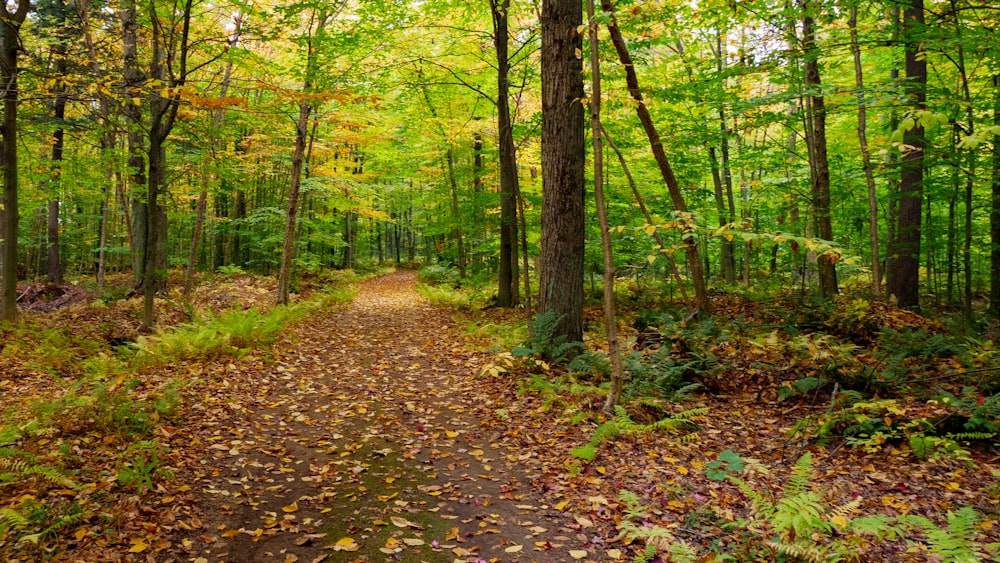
607, 548, 623, 559
402, 538, 424, 546
470, 449, 485, 456
505, 544, 523, 553
73, 527, 88, 541
555, 500, 569, 511
282, 502, 299, 513
333, 537, 359, 552
595, 466, 606, 475
831, 515, 848, 529
128, 539, 148, 553
570, 549, 588, 559
446, 430, 458, 438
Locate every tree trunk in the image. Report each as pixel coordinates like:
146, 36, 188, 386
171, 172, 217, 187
586, 0, 623, 416
185, 22, 240, 295
713, 33, 736, 285
990, 74, 1000, 318
278, 10, 326, 304
493, 0, 520, 307
801, 0, 837, 299
121, 0, 147, 289
445, 147, 466, 278
600, 0, 711, 313
46, 34, 68, 284
539, 0, 586, 347
887, 0, 926, 309
0, 0, 27, 321
849, 6, 881, 299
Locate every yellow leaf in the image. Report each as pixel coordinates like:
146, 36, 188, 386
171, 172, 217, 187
607, 548, 623, 559
644, 224, 657, 236
595, 466, 606, 475
282, 502, 298, 512
446, 430, 458, 438
505, 545, 523, 553
555, 500, 570, 511
402, 538, 424, 546
74, 527, 88, 541
128, 539, 148, 553
570, 549, 589, 559
831, 515, 848, 529
677, 466, 689, 475
333, 537, 359, 552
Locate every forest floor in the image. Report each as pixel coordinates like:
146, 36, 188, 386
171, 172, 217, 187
0, 270, 998, 562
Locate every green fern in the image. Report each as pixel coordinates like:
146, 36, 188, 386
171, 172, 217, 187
571, 405, 705, 461
0, 507, 31, 534
0, 454, 76, 489
767, 539, 840, 563
617, 490, 701, 562
902, 507, 983, 563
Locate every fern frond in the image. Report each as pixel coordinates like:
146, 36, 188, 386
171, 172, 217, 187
830, 497, 862, 521
768, 539, 839, 563
0, 507, 30, 533
728, 475, 775, 515
22, 465, 76, 489
785, 451, 814, 498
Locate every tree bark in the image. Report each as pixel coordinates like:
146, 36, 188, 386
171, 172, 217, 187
600, 0, 711, 313
539, 0, 586, 347
586, 0, 623, 416
46, 29, 68, 284
445, 147, 466, 278
0, 0, 28, 321
849, 6, 881, 299
278, 10, 327, 305
493, 0, 520, 307
990, 74, 1000, 318
887, 0, 926, 309
801, 0, 837, 299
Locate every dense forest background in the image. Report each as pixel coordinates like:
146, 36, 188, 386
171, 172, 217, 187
1, 0, 997, 326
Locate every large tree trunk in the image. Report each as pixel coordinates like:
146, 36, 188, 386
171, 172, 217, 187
539, 0, 586, 347
600, 0, 711, 313
849, 6, 880, 299
801, 0, 837, 299
0, 0, 27, 321
887, 0, 926, 309
493, 0, 520, 307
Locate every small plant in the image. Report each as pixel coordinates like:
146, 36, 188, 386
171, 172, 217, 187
617, 489, 701, 563
513, 310, 583, 364
571, 405, 705, 461
900, 507, 992, 563
117, 440, 172, 494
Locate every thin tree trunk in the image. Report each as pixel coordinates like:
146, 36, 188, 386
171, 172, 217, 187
185, 21, 241, 295
713, 32, 736, 284
849, 6, 881, 299
990, 74, 1000, 318
600, 0, 710, 313
445, 147, 466, 278
278, 10, 327, 305
493, 0, 520, 307
587, 0, 623, 416
0, 0, 27, 321
600, 123, 693, 311
46, 31, 68, 284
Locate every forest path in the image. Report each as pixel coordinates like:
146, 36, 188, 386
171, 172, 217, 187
178, 271, 585, 563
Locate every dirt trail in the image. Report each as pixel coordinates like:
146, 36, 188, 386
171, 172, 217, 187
178, 271, 588, 562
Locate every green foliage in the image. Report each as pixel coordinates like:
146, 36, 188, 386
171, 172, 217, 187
617, 490, 700, 563
900, 507, 985, 563
571, 405, 704, 461
117, 440, 172, 494
512, 310, 583, 364
415, 282, 472, 309
417, 263, 461, 286
131, 304, 306, 367
0, 450, 75, 489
